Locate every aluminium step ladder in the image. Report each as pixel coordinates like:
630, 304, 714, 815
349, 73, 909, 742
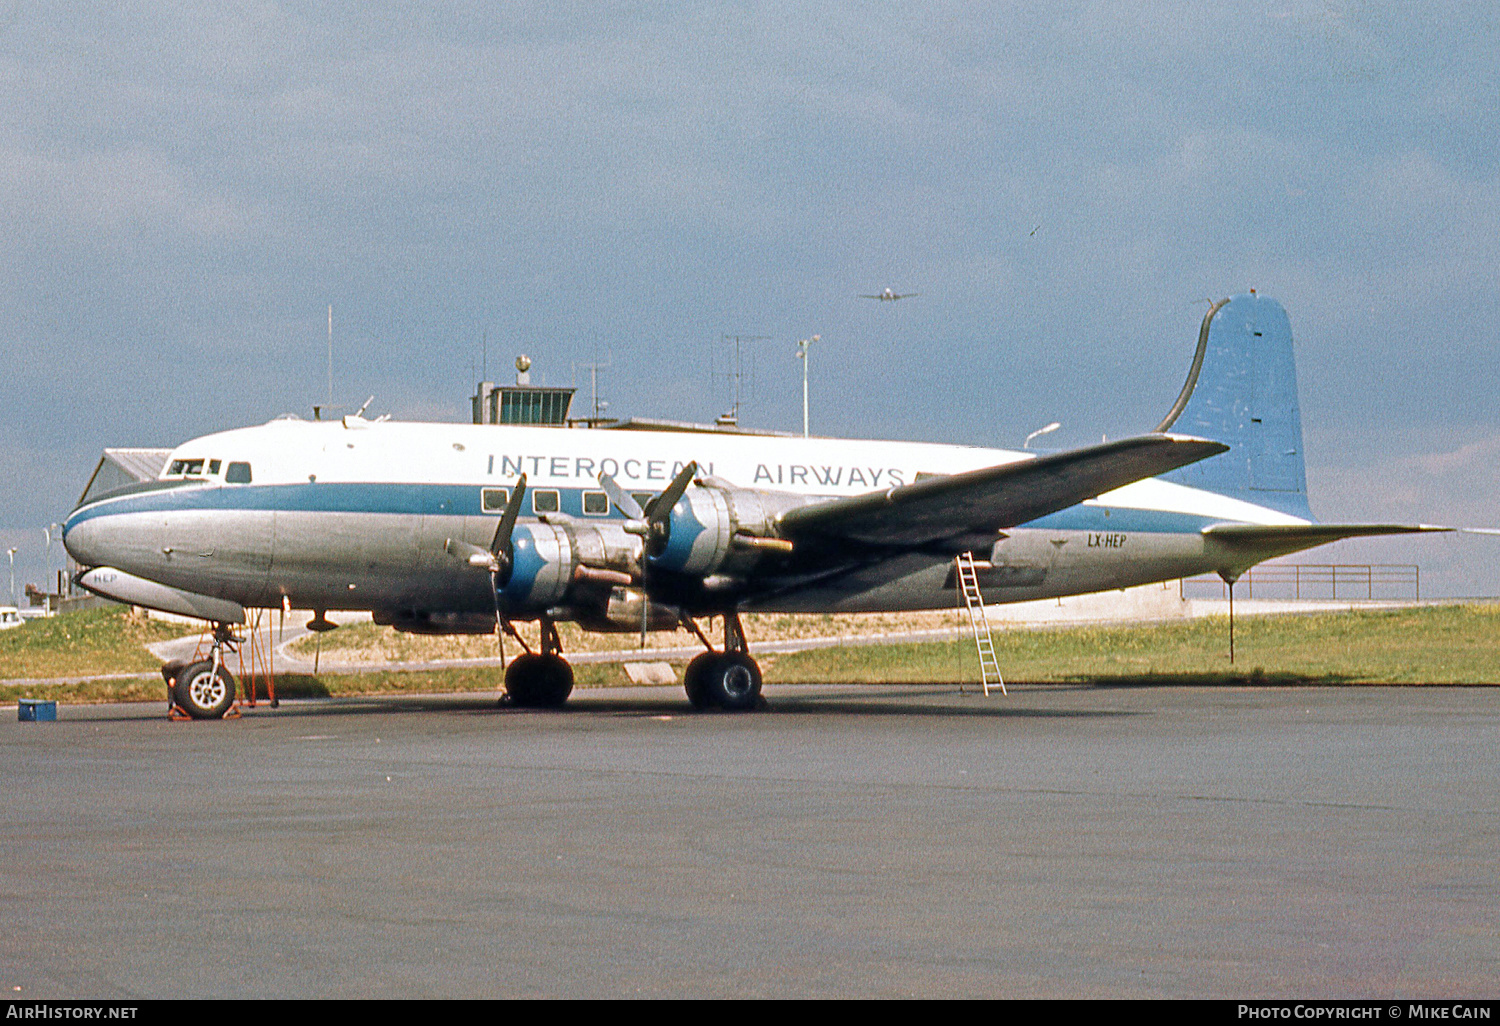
955, 551, 1005, 696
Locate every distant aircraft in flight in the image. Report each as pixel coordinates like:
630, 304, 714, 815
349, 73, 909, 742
859, 288, 918, 301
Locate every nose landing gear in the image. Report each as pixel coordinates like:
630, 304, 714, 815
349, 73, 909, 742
163, 623, 239, 720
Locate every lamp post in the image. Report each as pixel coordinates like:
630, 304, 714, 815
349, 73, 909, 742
797, 334, 820, 437
44, 524, 59, 613
6, 547, 15, 609
1024, 422, 1061, 448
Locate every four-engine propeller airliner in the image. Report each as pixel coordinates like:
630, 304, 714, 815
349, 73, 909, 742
859, 288, 918, 301
64, 293, 1445, 717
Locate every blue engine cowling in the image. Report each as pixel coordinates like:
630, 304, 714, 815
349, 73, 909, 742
496, 523, 576, 611
648, 483, 799, 577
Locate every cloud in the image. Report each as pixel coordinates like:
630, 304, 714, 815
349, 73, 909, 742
0, 2, 1497, 592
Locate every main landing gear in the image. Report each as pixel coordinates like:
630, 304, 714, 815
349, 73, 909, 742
503, 617, 574, 709
681, 611, 763, 713
162, 623, 238, 720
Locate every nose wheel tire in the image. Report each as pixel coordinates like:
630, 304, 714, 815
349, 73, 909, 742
505, 653, 574, 708
685, 652, 762, 712
171, 661, 237, 720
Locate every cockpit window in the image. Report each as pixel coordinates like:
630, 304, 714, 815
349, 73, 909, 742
167, 459, 205, 477
208, 459, 221, 475
225, 462, 252, 484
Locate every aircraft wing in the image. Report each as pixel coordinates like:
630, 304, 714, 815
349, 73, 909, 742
778, 434, 1228, 551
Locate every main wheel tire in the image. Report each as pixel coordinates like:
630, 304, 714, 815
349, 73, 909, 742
172, 660, 236, 720
701, 652, 762, 712
504, 653, 543, 706
536, 655, 573, 708
683, 651, 718, 710
505, 653, 574, 709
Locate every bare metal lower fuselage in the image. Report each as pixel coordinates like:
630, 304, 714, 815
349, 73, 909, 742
67, 499, 1233, 617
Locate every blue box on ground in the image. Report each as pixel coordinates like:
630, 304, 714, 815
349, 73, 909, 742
18, 699, 57, 722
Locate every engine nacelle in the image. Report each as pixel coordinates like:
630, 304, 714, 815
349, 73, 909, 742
649, 483, 802, 577
496, 520, 645, 614
498, 522, 577, 610
652, 487, 734, 576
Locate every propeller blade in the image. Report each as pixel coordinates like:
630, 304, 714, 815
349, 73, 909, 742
489, 473, 527, 560
644, 461, 697, 558
596, 472, 645, 520
647, 461, 697, 524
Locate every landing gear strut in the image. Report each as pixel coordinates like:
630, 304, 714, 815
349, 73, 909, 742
163, 623, 238, 720
681, 612, 763, 712
503, 617, 574, 708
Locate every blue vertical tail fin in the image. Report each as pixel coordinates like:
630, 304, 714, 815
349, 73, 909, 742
1155, 293, 1314, 520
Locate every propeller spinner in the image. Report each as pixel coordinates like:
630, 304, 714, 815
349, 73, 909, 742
597, 461, 697, 559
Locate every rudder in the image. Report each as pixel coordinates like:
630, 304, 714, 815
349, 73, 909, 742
1156, 293, 1313, 520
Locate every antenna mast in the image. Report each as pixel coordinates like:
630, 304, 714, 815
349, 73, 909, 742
720, 334, 769, 426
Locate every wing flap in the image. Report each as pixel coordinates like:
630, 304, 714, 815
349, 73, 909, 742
779, 433, 1228, 549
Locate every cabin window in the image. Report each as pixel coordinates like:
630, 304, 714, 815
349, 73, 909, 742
225, 462, 252, 484
532, 490, 560, 514
631, 492, 655, 511
481, 488, 509, 513
582, 491, 609, 516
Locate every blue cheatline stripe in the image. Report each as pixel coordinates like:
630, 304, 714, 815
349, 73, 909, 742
66, 481, 641, 527
66, 480, 1228, 536
1024, 505, 1222, 534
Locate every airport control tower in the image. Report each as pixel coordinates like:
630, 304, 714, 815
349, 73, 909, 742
471, 355, 575, 427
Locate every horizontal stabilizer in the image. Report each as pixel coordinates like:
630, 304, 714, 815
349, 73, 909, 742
780, 433, 1228, 549
1203, 523, 1452, 543
1202, 522, 1452, 565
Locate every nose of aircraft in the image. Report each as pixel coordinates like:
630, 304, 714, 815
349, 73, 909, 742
62, 508, 97, 567
62, 504, 126, 570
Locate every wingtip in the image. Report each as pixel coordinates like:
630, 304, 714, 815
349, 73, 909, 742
1150, 431, 1231, 456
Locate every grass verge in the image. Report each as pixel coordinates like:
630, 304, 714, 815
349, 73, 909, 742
764, 604, 1500, 686
0, 605, 192, 680
3, 603, 1497, 707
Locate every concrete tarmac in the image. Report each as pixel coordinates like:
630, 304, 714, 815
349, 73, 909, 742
1, 683, 1496, 999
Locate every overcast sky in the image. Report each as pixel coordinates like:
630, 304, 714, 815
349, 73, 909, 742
2, 2, 1498, 595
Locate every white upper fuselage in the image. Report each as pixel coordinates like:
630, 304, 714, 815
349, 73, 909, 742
153, 416, 1302, 525
64, 416, 1306, 620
